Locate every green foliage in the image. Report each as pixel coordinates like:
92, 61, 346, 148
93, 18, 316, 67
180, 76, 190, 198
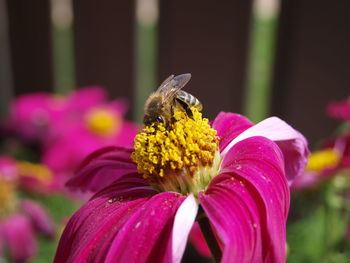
287, 181, 350, 263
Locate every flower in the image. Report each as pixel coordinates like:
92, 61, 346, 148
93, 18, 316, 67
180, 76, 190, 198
55, 108, 308, 262
0, 156, 55, 262
16, 161, 56, 193
42, 100, 138, 180
7, 87, 107, 143
292, 97, 350, 190
327, 97, 350, 121
291, 147, 342, 189
6, 87, 138, 192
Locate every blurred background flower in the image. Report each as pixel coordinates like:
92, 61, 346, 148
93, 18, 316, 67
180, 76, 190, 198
0, 156, 55, 262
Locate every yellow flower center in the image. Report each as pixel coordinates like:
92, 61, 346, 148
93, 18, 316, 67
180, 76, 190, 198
85, 108, 121, 137
132, 108, 220, 196
0, 177, 17, 218
306, 148, 341, 172
17, 161, 53, 184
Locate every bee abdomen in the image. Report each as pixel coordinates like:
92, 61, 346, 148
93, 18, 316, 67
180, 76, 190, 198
177, 90, 202, 110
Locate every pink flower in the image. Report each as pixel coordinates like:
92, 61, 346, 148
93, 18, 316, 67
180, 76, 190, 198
42, 100, 138, 180
327, 97, 350, 121
54, 110, 308, 263
7, 87, 107, 143
0, 157, 55, 262
292, 132, 350, 190
7, 87, 138, 192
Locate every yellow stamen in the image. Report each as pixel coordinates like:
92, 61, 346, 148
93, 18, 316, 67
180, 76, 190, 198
85, 108, 121, 137
0, 177, 17, 218
17, 161, 53, 184
132, 108, 220, 196
306, 148, 341, 172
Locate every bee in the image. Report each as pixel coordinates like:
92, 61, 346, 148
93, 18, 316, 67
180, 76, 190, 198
143, 73, 202, 128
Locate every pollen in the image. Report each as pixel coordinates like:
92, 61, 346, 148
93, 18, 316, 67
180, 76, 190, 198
17, 161, 54, 184
306, 148, 341, 172
85, 108, 120, 137
0, 177, 17, 218
132, 108, 220, 195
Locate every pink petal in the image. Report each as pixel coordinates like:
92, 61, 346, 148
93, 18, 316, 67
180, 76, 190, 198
290, 170, 320, 190
221, 116, 309, 184
199, 178, 263, 262
172, 194, 198, 263
54, 179, 157, 263
66, 146, 140, 192
216, 136, 289, 262
0, 156, 18, 181
20, 199, 55, 238
67, 86, 107, 112
2, 214, 37, 262
327, 98, 350, 121
189, 223, 212, 258
211, 112, 253, 151
103, 192, 186, 263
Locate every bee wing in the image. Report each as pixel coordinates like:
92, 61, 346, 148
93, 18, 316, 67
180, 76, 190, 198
156, 73, 192, 102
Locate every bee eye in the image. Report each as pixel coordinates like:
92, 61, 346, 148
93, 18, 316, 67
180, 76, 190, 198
156, 116, 164, 123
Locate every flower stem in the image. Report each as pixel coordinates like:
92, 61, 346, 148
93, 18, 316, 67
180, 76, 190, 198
197, 206, 222, 262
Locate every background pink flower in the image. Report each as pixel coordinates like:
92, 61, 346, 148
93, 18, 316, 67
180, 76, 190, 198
0, 156, 55, 262
327, 97, 350, 121
7, 87, 107, 143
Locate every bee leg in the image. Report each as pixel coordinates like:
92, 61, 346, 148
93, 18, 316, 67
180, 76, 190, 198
170, 105, 176, 124
176, 98, 193, 118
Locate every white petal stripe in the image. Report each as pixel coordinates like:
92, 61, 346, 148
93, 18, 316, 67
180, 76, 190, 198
172, 194, 198, 263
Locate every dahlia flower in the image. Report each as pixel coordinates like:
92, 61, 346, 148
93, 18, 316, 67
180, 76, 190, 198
54, 108, 308, 263
292, 98, 350, 190
7, 87, 138, 191
42, 100, 138, 178
327, 97, 350, 121
291, 146, 343, 190
0, 156, 55, 262
7, 87, 107, 142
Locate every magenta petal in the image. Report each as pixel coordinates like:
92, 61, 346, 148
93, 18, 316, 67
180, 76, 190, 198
327, 98, 350, 121
66, 146, 139, 192
2, 214, 37, 262
290, 170, 320, 190
217, 136, 289, 262
211, 112, 253, 151
199, 178, 263, 262
189, 222, 211, 258
105, 192, 186, 263
221, 116, 309, 184
20, 199, 55, 238
54, 179, 157, 263
67, 86, 107, 111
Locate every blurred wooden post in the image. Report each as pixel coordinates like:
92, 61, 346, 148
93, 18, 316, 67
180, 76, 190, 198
6, 0, 54, 95
158, 0, 253, 120
271, 0, 350, 146
72, 0, 135, 119
0, 0, 13, 117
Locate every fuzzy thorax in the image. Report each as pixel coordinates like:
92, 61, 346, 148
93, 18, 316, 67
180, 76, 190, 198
132, 108, 220, 196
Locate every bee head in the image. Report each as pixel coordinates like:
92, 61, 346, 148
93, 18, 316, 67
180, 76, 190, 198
143, 115, 165, 127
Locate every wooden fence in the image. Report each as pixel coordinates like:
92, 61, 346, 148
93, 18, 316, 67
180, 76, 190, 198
1, 0, 349, 147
